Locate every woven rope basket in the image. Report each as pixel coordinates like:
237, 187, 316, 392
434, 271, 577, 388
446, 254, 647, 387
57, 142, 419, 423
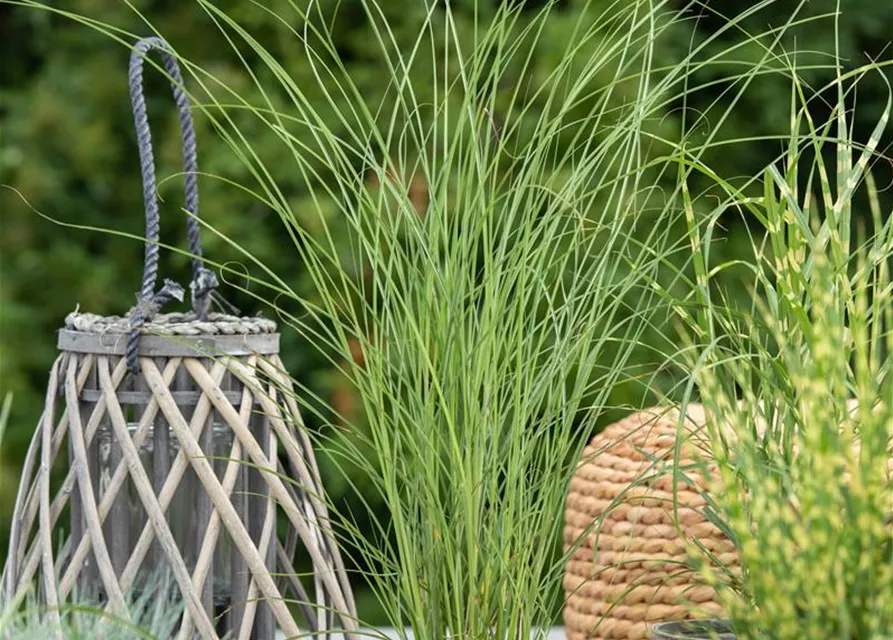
563, 405, 737, 640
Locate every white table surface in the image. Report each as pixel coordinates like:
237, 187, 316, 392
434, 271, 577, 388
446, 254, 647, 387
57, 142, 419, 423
276, 628, 566, 640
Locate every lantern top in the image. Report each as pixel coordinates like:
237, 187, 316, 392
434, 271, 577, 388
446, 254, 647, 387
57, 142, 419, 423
58, 311, 279, 357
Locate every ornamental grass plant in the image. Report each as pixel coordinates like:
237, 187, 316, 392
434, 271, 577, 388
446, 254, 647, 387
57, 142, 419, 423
678, 52, 893, 639
0, 396, 185, 640
149, 3, 824, 638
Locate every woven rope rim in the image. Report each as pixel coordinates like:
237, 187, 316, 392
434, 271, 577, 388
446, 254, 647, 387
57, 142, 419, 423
65, 311, 277, 336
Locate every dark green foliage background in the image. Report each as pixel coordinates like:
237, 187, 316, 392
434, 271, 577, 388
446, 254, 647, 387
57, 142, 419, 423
1, 0, 890, 620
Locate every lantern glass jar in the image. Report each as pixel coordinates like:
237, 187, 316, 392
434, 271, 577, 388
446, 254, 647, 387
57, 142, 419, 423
94, 415, 234, 608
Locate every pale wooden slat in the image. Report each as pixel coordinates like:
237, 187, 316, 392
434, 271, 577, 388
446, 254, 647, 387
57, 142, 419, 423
256, 356, 332, 619
64, 356, 128, 615
148, 356, 168, 579
38, 356, 62, 627
279, 480, 332, 633
2, 354, 63, 602
106, 359, 131, 576
247, 384, 275, 640
84, 372, 101, 599
217, 358, 358, 634
237, 424, 276, 640
71, 354, 94, 599
259, 360, 346, 554
177, 363, 254, 640
192, 357, 358, 634
15, 358, 129, 602
10, 349, 86, 593
174, 362, 199, 577
229, 379, 251, 636
260, 418, 278, 640
263, 355, 356, 617
50, 353, 95, 463
53, 537, 72, 582
262, 356, 324, 480
3, 424, 38, 601
196, 358, 215, 618
143, 359, 301, 639
275, 538, 317, 631
58, 358, 179, 601
13, 354, 94, 581
98, 357, 219, 640
176, 435, 241, 640
116, 361, 225, 593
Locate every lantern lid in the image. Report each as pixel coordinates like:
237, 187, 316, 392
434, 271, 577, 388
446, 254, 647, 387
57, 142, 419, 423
58, 311, 280, 357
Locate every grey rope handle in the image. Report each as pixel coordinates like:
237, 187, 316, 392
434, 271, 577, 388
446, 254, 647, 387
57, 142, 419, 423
126, 36, 219, 374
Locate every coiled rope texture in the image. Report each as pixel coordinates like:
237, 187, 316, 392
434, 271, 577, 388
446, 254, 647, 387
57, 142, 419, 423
126, 36, 219, 373
563, 406, 737, 640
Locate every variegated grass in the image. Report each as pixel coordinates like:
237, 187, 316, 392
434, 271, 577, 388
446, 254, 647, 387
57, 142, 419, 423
0, 572, 185, 640
675, 39, 893, 639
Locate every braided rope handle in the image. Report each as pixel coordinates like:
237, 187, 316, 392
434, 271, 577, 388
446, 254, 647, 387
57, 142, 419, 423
126, 37, 219, 373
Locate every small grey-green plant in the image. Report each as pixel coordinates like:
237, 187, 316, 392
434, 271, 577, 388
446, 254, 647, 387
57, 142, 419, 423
678, 44, 893, 640
0, 1, 843, 639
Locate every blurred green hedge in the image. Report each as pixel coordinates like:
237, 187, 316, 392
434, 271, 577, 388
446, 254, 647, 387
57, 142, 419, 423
1, 0, 891, 608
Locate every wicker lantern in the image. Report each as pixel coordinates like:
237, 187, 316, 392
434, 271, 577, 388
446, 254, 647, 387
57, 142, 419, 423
1, 38, 356, 640
563, 406, 737, 640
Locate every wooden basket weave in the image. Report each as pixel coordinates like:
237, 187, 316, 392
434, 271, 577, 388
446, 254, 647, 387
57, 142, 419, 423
2, 312, 357, 640
563, 406, 737, 640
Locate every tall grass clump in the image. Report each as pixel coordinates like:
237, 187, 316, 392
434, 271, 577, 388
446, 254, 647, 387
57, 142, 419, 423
679, 53, 893, 638
4, 0, 823, 637
0, 395, 181, 639
178, 3, 827, 637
